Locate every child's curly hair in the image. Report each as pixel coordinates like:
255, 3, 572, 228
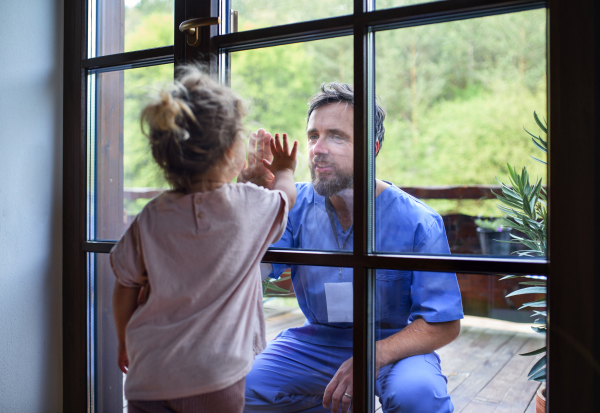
141, 64, 247, 192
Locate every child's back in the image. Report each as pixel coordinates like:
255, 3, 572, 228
111, 183, 287, 400
110, 64, 297, 413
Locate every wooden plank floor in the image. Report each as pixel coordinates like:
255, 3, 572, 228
264, 308, 544, 413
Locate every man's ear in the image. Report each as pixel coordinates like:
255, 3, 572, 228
375, 141, 380, 156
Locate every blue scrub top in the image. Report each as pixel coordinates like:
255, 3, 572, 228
270, 182, 464, 347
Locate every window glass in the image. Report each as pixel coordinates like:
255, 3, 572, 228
374, 9, 547, 257
90, 0, 174, 58
375, 0, 445, 10
89, 253, 127, 412
88, 64, 172, 241
225, 0, 352, 33
230, 37, 355, 253
374, 269, 546, 410
248, 264, 357, 411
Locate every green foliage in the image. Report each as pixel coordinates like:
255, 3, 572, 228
262, 276, 294, 305
121, 3, 547, 218
474, 218, 505, 232
494, 112, 547, 382
231, 37, 353, 183
124, 0, 173, 52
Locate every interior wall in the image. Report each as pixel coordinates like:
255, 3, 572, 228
0, 0, 64, 411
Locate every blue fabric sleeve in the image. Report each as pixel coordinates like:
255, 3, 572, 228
268, 219, 294, 280
410, 215, 464, 323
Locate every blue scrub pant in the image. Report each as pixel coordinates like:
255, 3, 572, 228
245, 335, 453, 413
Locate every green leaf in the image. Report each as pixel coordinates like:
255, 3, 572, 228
519, 300, 547, 310
534, 318, 546, 324
264, 283, 291, 294
520, 346, 546, 356
530, 155, 547, 165
534, 111, 548, 134
528, 368, 547, 382
519, 280, 546, 286
528, 355, 547, 377
499, 275, 524, 281
531, 326, 546, 335
531, 311, 547, 317
506, 286, 546, 297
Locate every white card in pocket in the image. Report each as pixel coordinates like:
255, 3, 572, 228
324, 282, 353, 323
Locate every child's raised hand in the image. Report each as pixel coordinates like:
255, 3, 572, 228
262, 133, 298, 175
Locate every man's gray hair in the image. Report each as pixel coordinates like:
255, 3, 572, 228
307, 82, 386, 155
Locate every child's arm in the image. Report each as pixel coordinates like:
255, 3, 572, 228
112, 282, 142, 374
262, 133, 298, 208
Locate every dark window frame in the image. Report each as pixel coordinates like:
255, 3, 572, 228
63, 0, 600, 411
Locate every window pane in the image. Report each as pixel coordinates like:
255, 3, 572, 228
230, 37, 355, 253
89, 253, 126, 413
90, 0, 174, 58
375, 0, 445, 11
375, 269, 545, 411
248, 264, 359, 411
225, 0, 352, 33
374, 9, 547, 257
88, 64, 172, 241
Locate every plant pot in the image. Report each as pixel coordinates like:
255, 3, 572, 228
476, 227, 512, 255
536, 384, 546, 413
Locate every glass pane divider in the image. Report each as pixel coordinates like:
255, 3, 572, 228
83, 241, 549, 274
83, 46, 174, 71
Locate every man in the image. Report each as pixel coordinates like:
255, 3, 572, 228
239, 83, 463, 413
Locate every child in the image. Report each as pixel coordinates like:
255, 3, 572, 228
110, 64, 297, 413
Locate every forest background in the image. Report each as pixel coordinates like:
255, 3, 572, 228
120, 0, 547, 218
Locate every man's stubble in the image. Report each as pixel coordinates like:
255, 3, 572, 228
309, 156, 353, 197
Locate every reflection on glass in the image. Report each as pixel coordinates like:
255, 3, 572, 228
231, 37, 356, 257
249, 265, 356, 412
227, 0, 352, 32
375, 0, 443, 10
374, 270, 545, 410
89, 253, 126, 412
375, 9, 547, 257
231, 37, 353, 186
91, 0, 174, 58
90, 64, 172, 241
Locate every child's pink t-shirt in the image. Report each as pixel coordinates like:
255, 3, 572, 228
109, 182, 289, 401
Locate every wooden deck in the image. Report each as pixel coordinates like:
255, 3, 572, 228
264, 308, 544, 412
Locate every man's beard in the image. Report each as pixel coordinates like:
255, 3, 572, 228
309, 156, 353, 197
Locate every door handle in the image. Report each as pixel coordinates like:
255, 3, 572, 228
179, 17, 221, 47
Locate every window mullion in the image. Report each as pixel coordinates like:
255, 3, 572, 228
353, 0, 375, 408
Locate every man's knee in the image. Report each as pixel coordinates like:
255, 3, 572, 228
382, 378, 451, 413
379, 355, 452, 413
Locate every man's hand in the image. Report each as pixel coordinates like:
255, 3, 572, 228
323, 319, 460, 413
237, 129, 275, 189
324, 355, 379, 413
323, 357, 353, 413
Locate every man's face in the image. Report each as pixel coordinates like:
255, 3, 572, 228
307, 103, 354, 197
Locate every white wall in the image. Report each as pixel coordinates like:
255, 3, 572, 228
0, 0, 63, 411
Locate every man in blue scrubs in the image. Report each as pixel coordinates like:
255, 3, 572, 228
240, 83, 463, 413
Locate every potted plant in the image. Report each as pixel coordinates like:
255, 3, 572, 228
492, 112, 547, 410
475, 217, 511, 255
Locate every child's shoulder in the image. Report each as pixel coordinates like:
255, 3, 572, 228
135, 190, 182, 217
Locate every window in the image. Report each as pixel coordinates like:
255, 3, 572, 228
63, 0, 600, 412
